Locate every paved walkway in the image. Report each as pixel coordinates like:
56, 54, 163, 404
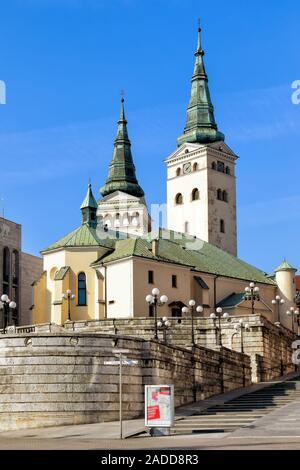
0, 372, 300, 449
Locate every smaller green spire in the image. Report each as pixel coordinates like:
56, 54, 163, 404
100, 96, 144, 198
80, 182, 98, 228
275, 259, 297, 272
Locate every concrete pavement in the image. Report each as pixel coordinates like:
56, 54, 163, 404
1, 372, 300, 449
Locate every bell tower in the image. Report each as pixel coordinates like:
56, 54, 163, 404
166, 21, 238, 256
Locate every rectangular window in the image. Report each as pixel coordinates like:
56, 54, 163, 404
148, 270, 154, 284
149, 305, 154, 317
172, 275, 177, 288
172, 308, 181, 318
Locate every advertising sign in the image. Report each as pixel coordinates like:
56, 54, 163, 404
145, 385, 174, 428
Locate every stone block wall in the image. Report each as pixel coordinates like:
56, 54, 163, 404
62, 315, 297, 383
0, 332, 250, 431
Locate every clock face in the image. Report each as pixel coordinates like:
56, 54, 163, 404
183, 162, 192, 174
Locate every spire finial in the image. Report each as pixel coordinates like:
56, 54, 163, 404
120, 89, 125, 103
196, 17, 203, 56
88, 177, 91, 188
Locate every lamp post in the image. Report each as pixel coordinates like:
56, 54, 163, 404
62, 289, 75, 321
234, 319, 250, 387
157, 317, 171, 343
0, 295, 17, 334
234, 319, 250, 354
210, 307, 230, 347
244, 282, 260, 315
272, 295, 285, 325
146, 288, 168, 340
286, 307, 299, 334
182, 300, 204, 345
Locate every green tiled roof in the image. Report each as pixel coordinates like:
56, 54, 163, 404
216, 293, 245, 309
43, 222, 275, 286
275, 259, 296, 272
93, 229, 276, 285
80, 183, 98, 209
42, 224, 115, 253
100, 98, 144, 198
177, 22, 224, 147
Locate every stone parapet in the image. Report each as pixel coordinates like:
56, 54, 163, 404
0, 332, 250, 431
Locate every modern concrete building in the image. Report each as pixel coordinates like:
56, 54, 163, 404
0, 217, 43, 326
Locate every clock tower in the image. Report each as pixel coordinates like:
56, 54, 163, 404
165, 22, 238, 256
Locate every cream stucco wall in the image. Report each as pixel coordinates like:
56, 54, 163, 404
33, 248, 105, 325
132, 258, 193, 317
166, 143, 237, 256
105, 258, 133, 318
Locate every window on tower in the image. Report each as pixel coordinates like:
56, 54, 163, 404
193, 162, 198, 172
217, 161, 225, 173
191, 188, 200, 201
212, 162, 216, 170
223, 190, 228, 203
226, 166, 231, 175
175, 193, 183, 205
220, 219, 225, 233
176, 168, 181, 177
217, 189, 222, 200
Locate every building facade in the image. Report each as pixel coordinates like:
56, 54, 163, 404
32, 24, 297, 332
0, 217, 43, 326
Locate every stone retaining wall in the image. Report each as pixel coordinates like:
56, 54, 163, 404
0, 332, 250, 431
63, 315, 297, 383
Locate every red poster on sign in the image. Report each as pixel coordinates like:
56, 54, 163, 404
160, 387, 171, 395
147, 405, 160, 420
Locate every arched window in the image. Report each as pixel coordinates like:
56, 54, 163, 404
220, 219, 225, 233
123, 212, 130, 226
193, 162, 198, 172
78, 272, 87, 306
176, 168, 181, 177
104, 214, 112, 228
217, 161, 225, 173
226, 166, 231, 175
191, 188, 200, 201
175, 193, 183, 205
131, 212, 140, 227
3, 247, 10, 291
223, 191, 228, 203
212, 162, 216, 170
12, 250, 19, 286
114, 213, 120, 228
217, 189, 222, 201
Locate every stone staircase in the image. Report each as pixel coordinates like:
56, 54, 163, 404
172, 377, 300, 435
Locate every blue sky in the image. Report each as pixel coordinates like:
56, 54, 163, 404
0, 0, 299, 274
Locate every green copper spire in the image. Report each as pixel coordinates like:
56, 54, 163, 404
80, 182, 98, 228
100, 96, 144, 198
177, 20, 225, 147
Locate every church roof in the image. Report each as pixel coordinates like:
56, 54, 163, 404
177, 21, 225, 147
41, 224, 114, 253
92, 229, 276, 285
274, 259, 296, 272
100, 97, 144, 198
80, 183, 98, 210
216, 293, 245, 309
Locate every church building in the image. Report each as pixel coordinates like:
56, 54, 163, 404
32, 23, 297, 331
